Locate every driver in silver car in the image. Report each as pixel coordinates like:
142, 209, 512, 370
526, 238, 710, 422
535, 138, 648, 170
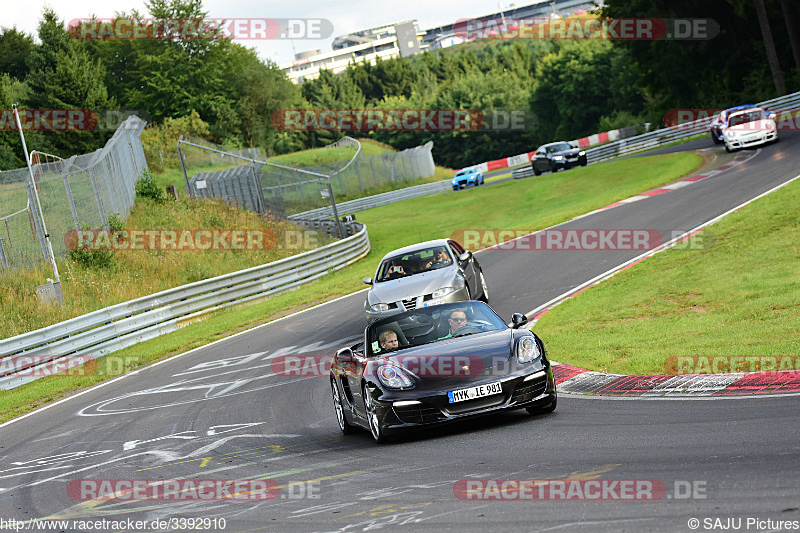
425, 248, 452, 270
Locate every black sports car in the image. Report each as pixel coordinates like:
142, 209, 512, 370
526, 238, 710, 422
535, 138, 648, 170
531, 141, 587, 175
330, 301, 556, 443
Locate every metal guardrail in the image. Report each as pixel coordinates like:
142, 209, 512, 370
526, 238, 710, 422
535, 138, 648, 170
511, 167, 534, 179
584, 90, 800, 164
0, 224, 370, 390
289, 179, 453, 221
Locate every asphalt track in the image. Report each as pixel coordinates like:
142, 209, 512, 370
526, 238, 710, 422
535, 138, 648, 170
1, 133, 799, 532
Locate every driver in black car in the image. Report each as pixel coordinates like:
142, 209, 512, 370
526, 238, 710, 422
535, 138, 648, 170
438, 309, 468, 339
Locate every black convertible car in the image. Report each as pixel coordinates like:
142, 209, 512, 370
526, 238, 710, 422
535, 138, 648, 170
531, 141, 587, 175
330, 301, 556, 443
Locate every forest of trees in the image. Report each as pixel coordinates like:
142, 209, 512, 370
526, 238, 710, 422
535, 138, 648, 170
1, 0, 798, 171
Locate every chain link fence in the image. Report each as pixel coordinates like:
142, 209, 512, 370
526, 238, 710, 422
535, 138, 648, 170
178, 136, 436, 220
0, 116, 148, 270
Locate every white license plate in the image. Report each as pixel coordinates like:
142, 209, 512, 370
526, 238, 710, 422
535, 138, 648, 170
448, 381, 503, 403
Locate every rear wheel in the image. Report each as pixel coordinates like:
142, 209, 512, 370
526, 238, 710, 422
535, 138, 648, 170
364, 385, 388, 443
331, 378, 354, 434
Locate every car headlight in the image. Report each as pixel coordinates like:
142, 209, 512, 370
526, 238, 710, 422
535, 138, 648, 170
431, 286, 455, 299
578, 151, 585, 156
553, 155, 564, 161
378, 365, 414, 389
370, 303, 390, 312
516, 336, 541, 363
725, 130, 736, 139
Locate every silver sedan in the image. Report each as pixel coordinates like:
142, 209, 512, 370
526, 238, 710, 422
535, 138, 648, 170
363, 239, 489, 321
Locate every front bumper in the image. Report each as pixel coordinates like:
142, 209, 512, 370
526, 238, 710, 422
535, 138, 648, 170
553, 156, 587, 170
369, 364, 556, 434
724, 130, 776, 150
365, 286, 471, 321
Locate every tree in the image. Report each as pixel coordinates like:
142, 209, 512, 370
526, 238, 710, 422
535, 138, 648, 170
0, 27, 35, 80
529, 41, 644, 142
602, 0, 796, 107
25, 9, 115, 157
0, 74, 25, 170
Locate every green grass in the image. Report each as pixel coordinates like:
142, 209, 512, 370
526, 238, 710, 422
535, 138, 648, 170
535, 178, 800, 375
0, 151, 702, 421
0, 197, 334, 339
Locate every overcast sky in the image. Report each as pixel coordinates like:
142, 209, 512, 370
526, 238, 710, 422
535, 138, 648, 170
6, 0, 524, 65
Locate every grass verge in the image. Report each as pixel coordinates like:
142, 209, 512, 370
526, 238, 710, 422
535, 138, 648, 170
535, 176, 800, 375
0, 151, 703, 421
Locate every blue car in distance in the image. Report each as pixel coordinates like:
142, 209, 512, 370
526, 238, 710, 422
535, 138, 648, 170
452, 168, 484, 190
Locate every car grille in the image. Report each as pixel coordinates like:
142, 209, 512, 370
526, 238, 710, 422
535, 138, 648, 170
511, 378, 548, 404
402, 297, 417, 310
443, 395, 505, 415
393, 403, 444, 424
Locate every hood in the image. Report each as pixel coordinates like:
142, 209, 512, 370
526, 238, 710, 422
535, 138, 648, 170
727, 119, 774, 133
369, 268, 457, 303
378, 329, 514, 388
552, 147, 582, 157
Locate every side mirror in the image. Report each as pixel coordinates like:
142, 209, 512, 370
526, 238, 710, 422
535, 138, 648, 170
511, 313, 528, 329
363, 277, 373, 285
458, 251, 472, 262
336, 347, 354, 363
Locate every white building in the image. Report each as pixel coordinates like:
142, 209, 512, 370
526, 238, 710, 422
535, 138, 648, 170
280, 21, 422, 84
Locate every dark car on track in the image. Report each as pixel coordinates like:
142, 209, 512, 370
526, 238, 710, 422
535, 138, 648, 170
710, 104, 757, 144
531, 141, 587, 175
330, 301, 557, 443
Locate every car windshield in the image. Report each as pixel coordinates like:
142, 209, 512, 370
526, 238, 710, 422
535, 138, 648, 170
547, 142, 573, 153
366, 301, 508, 355
455, 170, 472, 176
375, 246, 453, 282
729, 110, 767, 126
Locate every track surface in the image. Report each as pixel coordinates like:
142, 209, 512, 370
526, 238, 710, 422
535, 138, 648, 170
1, 133, 799, 532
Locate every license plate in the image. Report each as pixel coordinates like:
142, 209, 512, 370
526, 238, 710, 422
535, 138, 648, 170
448, 381, 503, 403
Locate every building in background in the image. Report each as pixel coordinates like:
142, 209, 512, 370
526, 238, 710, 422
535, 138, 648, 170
280, 21, 422, 84
280, 0, 597, 83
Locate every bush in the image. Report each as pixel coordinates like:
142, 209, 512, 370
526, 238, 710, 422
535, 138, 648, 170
67, 212, 124, 269
135, 169, 170, 204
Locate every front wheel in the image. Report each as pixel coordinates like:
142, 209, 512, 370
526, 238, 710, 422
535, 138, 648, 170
478, 270, 489, 303
364, 385, 388, 443
526, 395, 557, 415
549, 161, 558, 173
331, 378, 354, 434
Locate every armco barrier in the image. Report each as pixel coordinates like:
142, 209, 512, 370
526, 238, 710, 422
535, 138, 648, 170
584, 91, 800, 163
289, 179, 452, 221
466, 89, 800, 172
0, 223, 370, 390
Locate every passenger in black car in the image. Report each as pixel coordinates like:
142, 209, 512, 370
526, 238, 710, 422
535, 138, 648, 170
378, 330, 400, 352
